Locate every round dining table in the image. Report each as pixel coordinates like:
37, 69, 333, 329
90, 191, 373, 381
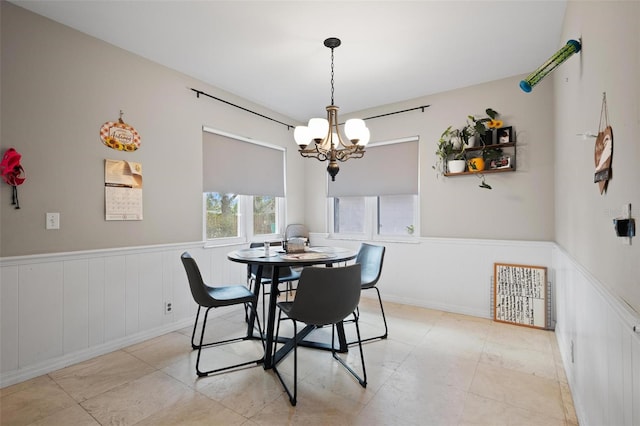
227, 246, 357, 369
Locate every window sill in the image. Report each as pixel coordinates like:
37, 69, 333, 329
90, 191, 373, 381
327, 234, 420, 244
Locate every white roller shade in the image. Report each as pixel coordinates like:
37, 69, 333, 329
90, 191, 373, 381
203, 129, 285, 197
328, 138, 419, 197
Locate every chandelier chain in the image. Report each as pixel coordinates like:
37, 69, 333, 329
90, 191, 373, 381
330, 47, 335, 106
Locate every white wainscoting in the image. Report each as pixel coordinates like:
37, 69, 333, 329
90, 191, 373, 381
0, 237, 554, 386
0, 242, 251, 387
553, 246, 640, 426
311, 234, 554, 319
1, 238, 638, 426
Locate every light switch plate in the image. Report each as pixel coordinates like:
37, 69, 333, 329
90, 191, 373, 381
46, 212, 60, 230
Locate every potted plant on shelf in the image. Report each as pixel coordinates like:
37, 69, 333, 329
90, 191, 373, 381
461, 125, 478, 147
448, 149, 467, 174
467, 157, 485, 173
465, 108, 502, 147
433, 126, 466, 176
467, 157, 491, 189
464, 147, 505, 190
483, 147, 504, 168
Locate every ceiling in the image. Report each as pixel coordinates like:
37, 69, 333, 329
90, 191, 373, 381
11, 1, 567, 123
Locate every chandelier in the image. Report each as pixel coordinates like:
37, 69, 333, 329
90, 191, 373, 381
294, 37, 370, 181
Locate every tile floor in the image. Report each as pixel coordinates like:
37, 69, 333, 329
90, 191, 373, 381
0, 298, 578, 425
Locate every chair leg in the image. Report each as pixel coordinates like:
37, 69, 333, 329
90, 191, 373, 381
272, 312, 297, 406
251, 302, 266, 352
244, 277, 255, 323
194, 303, 259, 350
191, 306, 202, 349
194, 301, 265, 377
261, 283, 267, 330
348, 286, 388, 345
353, 314, 368, 387
284, 281, 296, 301
246, 277, 269, 328
332, 314, 367, 388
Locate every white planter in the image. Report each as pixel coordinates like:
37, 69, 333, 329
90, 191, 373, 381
466, 135, 477, 147
450, 136, 462, 150
447, 159, 466, 173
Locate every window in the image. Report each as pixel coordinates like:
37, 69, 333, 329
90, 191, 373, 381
333, 196, 365, 234
202, 128, 285, 243
205, 192, 239, 239
331, 195, 418, 238
378, 194, 417, 236
328, 138, 419, 239
253, 195, 277, 235
203, 193, 283, 242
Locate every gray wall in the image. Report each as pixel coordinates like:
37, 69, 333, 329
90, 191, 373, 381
304, 76, 556, 240
554, 1, 640, 316
1, 2, 555, 249
0, 2, 305, 256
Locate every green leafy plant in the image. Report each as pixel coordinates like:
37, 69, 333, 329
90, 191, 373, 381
478, 177, 492, 190
433, 126, 465, 176
464, 108, 501, 144
483, 147, 504, 162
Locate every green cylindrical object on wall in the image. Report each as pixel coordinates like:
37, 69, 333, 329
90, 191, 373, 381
520, 39, 581, 93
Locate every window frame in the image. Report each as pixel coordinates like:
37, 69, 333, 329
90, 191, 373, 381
327, 194, 419, 242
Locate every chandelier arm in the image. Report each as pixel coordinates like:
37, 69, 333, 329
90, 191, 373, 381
348, 150, 366, 160
327, 105, 357, 149
299, 150, 329, 162
309, 138, 332, 156
335, 147, 364, 162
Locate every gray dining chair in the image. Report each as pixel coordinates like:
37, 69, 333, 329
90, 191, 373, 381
283, 223, 309, 277
181, 252, 264, 377
349, 243, 387, 344
247, 241, 301, 325
285, 223, 309, 240
272, 263, 366, 406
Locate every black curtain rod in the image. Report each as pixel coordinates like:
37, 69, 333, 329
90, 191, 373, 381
190, 88, 295, 130
361, 105, 430, 121
191, 87, 429, 129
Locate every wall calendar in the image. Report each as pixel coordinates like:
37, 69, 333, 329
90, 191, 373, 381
104, 159, 143, 221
